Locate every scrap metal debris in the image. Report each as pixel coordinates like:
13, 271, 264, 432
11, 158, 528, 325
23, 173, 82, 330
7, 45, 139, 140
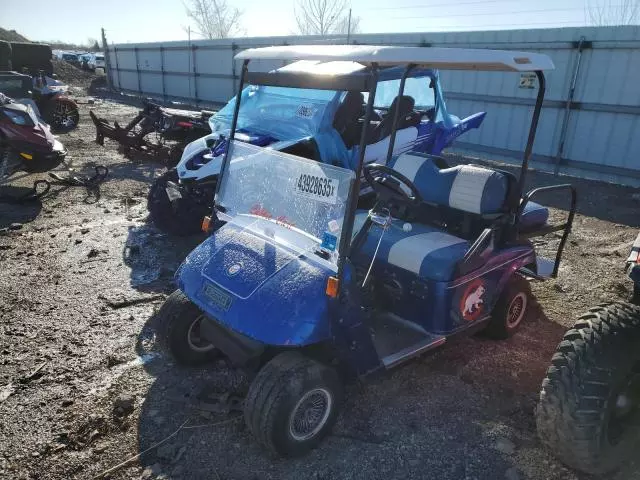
97, 291, 165, 309
19, 362, 47, 383
0, 383, 15, 402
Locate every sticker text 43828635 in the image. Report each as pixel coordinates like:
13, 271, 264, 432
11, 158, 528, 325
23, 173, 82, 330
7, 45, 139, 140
295, 173, 339, 204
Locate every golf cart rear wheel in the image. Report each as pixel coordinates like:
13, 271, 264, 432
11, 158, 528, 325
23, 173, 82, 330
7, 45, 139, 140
244, 352, 343, 457
147, 168, 211, 236
156, 289, 220, 366
485, 277, 530, 339
536, 303, 640, 475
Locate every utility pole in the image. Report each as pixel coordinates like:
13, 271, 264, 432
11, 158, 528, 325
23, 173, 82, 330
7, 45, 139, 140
347, 8, 352, 43
101, 27, 112, 90
187, 26, 192, 102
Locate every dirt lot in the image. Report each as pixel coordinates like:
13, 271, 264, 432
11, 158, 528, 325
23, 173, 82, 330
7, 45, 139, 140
1, 86, 640, 480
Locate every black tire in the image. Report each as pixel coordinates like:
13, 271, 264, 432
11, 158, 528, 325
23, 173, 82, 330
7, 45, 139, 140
485, 276, 530, 339
244, 352, 343, 457
147, 169, 212, 236
536, 302, 640, 475
44, 98, 80, 132
156, 289, 220, 366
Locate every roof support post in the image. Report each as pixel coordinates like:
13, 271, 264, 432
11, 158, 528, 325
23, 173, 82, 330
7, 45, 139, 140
385, 63, 416, 164
337, 63, 379, 285
515, 70, 545, 215
214, 59, 249, 199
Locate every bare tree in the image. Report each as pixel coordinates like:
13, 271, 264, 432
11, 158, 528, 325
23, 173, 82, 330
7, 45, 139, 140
184, 0, 243, 39
295, 0, 358, 36
587, 0, 639, 26
333, 14, 361, 35
86, 38, 100, 51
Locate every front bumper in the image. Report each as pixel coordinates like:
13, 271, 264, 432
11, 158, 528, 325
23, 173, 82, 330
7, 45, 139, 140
20, 139, 67, 172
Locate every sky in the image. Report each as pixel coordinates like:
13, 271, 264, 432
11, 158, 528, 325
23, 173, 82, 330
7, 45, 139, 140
2, 0, 607, 45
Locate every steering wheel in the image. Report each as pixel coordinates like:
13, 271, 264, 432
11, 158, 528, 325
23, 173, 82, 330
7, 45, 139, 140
362, 163, 423, 206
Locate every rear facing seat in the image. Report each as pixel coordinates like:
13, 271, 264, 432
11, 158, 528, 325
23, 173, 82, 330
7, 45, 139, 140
520, 201, 549, 232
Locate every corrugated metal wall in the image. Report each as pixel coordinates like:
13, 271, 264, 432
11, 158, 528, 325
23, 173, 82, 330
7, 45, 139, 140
105, 26, 640, 184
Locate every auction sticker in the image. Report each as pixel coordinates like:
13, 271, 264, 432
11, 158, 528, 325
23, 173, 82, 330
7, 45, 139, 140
294, 172, 339, 205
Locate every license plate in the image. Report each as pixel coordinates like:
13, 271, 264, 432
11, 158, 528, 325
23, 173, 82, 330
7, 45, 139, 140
294, 173, 338, 205
201, 282, 232, 311
165, 182, 182, 202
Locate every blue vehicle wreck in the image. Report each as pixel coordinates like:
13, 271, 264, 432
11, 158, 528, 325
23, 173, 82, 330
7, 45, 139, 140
148, 60, 485, 234
154, 45, 577, 457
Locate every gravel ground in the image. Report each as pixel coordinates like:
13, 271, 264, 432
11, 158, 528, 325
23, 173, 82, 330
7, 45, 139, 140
1, 90, 640, 480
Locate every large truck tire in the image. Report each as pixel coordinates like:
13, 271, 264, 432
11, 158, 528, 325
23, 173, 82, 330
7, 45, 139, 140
536, 302, 640, 475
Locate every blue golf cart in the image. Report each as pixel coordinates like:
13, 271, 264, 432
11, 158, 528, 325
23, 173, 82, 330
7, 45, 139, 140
148, 58, 485, 234
155, 45, 577, 457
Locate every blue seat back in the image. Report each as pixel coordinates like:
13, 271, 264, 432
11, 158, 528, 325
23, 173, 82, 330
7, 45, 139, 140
388, 153, 509, 214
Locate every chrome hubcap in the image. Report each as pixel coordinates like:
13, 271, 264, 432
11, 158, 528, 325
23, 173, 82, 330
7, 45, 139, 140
186, 315, 215, 353
289, 388, 332, 441
506, 292, 527, 328
55, 103, 77, 128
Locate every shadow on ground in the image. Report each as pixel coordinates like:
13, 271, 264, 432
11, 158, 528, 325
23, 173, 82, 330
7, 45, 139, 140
0, 186, 43, 227
129, 290, 575, 479
123, 223, 203, 293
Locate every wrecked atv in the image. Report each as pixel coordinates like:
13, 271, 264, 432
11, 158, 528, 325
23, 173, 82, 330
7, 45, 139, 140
31, 71, 79, 131
0, 70, 79, 132
90, 99, 213, 167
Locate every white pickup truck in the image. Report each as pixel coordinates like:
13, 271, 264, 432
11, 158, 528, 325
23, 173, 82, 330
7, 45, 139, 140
87, 53, 105, 71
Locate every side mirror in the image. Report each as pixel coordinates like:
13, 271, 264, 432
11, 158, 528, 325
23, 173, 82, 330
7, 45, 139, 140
205, 138, 216, 149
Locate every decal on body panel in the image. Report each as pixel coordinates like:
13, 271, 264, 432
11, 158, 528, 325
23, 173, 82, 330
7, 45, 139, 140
460, 279, 486, 321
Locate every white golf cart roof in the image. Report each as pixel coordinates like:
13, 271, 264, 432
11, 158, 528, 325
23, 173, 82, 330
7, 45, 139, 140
236, 45, 554, 72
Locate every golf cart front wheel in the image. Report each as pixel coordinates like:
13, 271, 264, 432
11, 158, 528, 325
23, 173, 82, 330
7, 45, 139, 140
156, 289, 220, 366
485, 277, 530, 339
244, 352, 343, 457
536, 303, 640, 475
